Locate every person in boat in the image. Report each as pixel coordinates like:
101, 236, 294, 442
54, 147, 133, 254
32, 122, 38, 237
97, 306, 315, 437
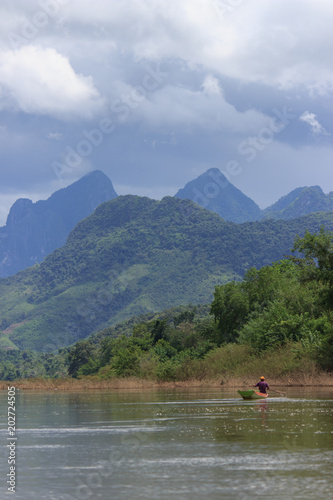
253, 376, 270, 394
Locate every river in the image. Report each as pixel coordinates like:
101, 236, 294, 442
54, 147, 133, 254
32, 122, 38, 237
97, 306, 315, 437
1, 387, 333, 499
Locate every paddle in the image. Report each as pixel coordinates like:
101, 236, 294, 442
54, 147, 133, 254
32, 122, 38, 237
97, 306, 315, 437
269, 389, 286, 396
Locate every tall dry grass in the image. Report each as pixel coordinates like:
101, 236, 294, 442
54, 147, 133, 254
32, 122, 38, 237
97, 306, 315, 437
1, 342, 332, 390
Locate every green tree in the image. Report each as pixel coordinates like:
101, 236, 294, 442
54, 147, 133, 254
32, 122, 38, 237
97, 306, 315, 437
173, 309, 196, 326
68, 340, 94, 378
210, 281, 249, 344
238, 302, 309, 350
153, 339, 177, 361
292, 227, 333, 306
111, 346, 142, 377
0, 362, 18, 381
151, 318, 170, 344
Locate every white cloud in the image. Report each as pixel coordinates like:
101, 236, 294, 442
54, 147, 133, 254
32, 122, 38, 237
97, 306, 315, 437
127, 81, 270, 134
56, 0, 333, 94
2, 1, 333, 120
1, 0, 333, 220
299, 111, 329, 135
202, 75, 222, 96
0, 45, 105, 120
1, 1, 333, 96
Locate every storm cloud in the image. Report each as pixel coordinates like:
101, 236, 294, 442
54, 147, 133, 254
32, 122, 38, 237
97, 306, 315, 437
0, 0, 333, 223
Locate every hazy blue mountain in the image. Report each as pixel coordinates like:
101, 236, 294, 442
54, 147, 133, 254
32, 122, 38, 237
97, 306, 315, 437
262, 186, 333, 220
1, 194, 333, 351
0, 170, 117, 278
175, 168, 333, 222
175, 168, 262, 222
263, 187, 305, 213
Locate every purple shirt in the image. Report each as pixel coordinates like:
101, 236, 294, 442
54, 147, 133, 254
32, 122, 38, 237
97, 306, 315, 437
255, 381, 269, 394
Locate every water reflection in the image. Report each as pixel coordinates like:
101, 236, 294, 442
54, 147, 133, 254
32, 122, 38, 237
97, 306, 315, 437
0, 388, 332, 499
257, 400, 269, 427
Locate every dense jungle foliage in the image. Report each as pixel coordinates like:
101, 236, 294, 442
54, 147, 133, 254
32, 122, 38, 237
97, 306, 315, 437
1, 195, 333, 352
1, 228, 333, 381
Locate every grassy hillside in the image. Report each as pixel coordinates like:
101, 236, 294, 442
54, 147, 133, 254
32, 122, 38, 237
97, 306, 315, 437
1, 195, 333, 351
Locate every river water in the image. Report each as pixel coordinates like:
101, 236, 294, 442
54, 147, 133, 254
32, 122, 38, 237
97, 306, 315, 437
1, 387, 333, 499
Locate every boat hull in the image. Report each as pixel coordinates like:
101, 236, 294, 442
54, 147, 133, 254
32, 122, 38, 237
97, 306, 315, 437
238, 390, 268, 400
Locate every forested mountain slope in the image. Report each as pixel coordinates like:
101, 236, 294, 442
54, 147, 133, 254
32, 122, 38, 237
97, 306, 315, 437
1, 194, 333, 351
262, 186, 333, 220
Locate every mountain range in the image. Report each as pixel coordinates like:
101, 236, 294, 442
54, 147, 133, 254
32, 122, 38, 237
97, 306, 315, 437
262, 185, 333, 220
1, 194, 333, 352
1, 168, 333, 352
1, 168, 332, 281
176, 168, 333, 222
0, 171, 117, 278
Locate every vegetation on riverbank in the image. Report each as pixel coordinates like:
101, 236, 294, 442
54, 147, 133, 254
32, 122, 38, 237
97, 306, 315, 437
1, 228, 333, 387
1, 335, 332, 389
2, 196, 333, 352
1, 350, 333, 391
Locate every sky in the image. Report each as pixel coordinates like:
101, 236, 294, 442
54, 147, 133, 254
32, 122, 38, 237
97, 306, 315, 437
0, 0, 333, 225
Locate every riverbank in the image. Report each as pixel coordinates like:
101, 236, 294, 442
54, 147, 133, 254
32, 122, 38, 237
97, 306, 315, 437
1, 370, 333, 391
1, 342, 332, 391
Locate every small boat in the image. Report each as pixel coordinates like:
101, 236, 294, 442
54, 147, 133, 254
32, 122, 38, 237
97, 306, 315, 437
238, 390, 268, 400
